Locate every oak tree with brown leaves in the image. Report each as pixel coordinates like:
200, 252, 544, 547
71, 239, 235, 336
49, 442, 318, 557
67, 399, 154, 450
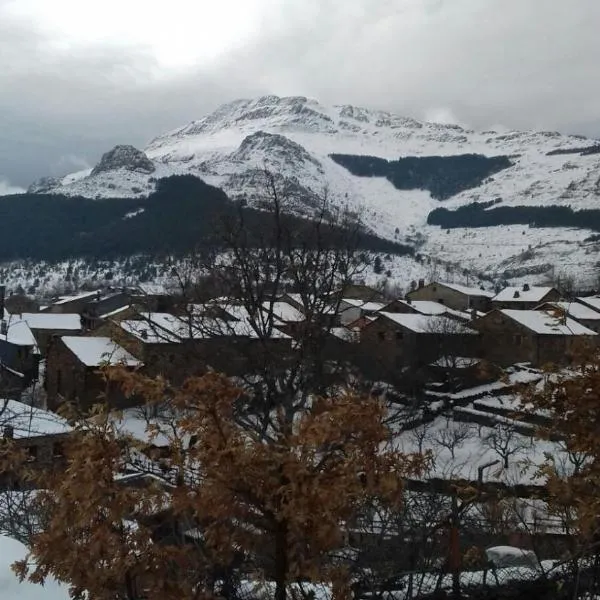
12, 369, 428, 600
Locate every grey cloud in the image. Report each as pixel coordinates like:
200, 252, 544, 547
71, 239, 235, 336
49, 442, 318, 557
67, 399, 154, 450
1, 0, 600, 186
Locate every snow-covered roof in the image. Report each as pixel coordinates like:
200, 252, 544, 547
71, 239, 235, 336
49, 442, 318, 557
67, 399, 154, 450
0, 399, 71, 439
61, 336, 142, 367
21, 313, 81, 331
399, 300, 472, 319
99, 304, 132, 319
53, 290, 99, 305
120, 312, 290, 343
377, 312, 478, 334
542, 301, 600, 321
439, 282, 495, 298
0, 319, 37, 348
340, 298, 386, 311
263, 301, 305, 323
120, 313, 193, 343
494, 286, 555, 303
577, 296, 600, 313
501, 309, 597, 335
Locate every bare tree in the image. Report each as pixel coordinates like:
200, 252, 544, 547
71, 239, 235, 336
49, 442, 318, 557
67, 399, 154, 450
434, 420, 473, 460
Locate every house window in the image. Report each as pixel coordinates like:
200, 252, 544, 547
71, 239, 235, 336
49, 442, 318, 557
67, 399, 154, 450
432, 286, 437, 292
377, 331, 386, 341
395, 331, 404, 341
27, 445, 38, 462
53, 442, 64, 458
56, 370, 62, 395
514, 334, 522, 346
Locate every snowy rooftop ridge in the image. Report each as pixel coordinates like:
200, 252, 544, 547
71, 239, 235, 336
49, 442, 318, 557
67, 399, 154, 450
61, 336, 142, 367
377, 312, 478, 334
501, 309, 597, 335
494, 286, 556, 303
439, 282, 495, 298
21, 313, 81, 331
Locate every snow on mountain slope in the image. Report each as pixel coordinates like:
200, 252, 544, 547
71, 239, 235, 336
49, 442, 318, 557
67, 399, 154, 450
26, 95, 600, 286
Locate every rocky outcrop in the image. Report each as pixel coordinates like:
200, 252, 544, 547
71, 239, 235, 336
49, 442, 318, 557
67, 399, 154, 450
27, 176, 62, 194
91, 145, 155, 176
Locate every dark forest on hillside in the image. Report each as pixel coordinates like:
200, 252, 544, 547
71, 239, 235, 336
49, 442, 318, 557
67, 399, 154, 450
428, 201, 600, 232
0, 175, 412, 261
330, 153, 513, 200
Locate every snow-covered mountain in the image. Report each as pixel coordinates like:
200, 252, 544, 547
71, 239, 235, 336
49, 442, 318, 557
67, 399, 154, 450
28, 95, 600, 287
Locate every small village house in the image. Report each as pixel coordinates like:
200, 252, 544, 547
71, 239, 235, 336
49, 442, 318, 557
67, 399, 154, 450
0, 399, 72, 490
336, 283, 385, 303
0, 317, 40, 396
42, 290, 102, 314
381, 299, 475, 321
360, 312, 480, 377
338, 298, 386, 325
111, 311, 292, 381
20, 312, 82, 355
45, 336, 142, 413
472, 309, 597, 367
406, 281, 494, 312
492, 285, 560, 311
80, 291, 132, 330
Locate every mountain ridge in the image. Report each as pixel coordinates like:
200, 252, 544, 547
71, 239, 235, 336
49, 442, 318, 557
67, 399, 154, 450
23, 95, 600, 286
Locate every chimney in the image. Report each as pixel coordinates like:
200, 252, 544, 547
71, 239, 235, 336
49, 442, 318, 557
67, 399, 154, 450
418, 279, 425, 289
0, 321, 7, 336
3, 425, 14, 439
140, 328, 148, 340
406, 298, 412, 305
523, 283, 530, 292
513, 291, 520, 299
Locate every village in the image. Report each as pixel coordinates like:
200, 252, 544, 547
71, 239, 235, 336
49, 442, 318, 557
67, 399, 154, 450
0, 275, 598, 596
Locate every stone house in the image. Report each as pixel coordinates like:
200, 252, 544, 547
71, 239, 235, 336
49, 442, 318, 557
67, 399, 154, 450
338, 299, 386, 325
45, 335, 142, 414
337, 284, 385, 303
536, 301, 600, 334
0, 399, 72, 489
406, 282, 494, 313
382, 299, 474, 321
0, 318, 40, 394
472, 309, 597, 367
492, 285, 560, 311
20, 312, 82, 356
43, 290, 102, 314
359, 312, 480, 378
80, 291, 132, 330
110, 311, 293, 382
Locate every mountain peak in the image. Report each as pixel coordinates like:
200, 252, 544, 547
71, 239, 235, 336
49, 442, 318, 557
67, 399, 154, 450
91, 145, 155, 176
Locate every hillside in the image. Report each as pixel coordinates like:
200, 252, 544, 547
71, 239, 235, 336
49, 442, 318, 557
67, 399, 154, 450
0, 175, 410, 262
25, 95, 600, 286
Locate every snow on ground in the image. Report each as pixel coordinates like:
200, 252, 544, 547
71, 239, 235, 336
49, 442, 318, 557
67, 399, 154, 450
0, 535, 68, 600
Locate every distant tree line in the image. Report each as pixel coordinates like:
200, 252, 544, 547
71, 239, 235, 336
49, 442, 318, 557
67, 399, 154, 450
0, 175, 412, 261
428, 201, 600, 232
330, 153, 513, 200
546, 145, 600, 156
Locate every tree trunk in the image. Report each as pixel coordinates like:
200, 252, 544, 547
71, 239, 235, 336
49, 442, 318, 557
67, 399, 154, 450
274, 520, 288, 600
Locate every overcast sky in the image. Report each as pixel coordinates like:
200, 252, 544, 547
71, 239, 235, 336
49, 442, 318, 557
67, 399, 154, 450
1, 0, 600, 191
